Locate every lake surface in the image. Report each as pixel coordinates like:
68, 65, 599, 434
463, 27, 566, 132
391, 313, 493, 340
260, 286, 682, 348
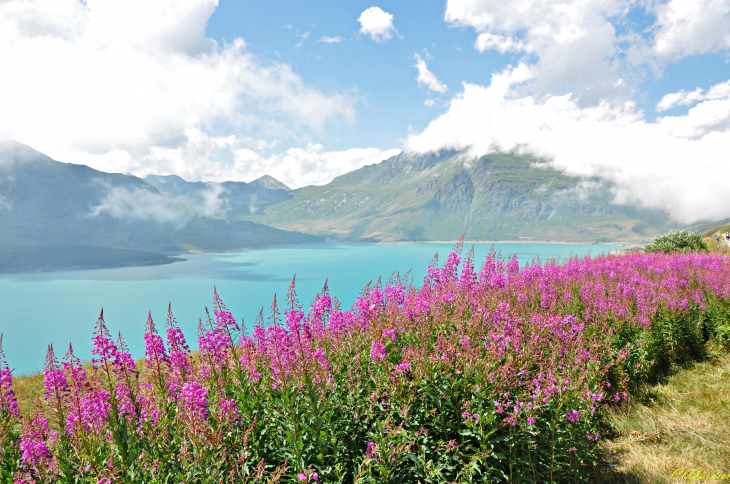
0, 242, 620, 373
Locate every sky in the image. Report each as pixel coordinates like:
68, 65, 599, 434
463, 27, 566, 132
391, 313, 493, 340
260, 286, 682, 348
0, 0, 729, 223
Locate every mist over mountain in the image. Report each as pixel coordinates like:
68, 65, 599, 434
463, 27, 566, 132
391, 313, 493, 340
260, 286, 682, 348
240, 150, 677, 243
143, 174, 291, 218
0, 141, 320, 267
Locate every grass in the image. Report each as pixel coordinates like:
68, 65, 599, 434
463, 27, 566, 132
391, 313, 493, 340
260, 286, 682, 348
704, 235, 730, 255
13, 370, 44, 415
598, 343, 730, 483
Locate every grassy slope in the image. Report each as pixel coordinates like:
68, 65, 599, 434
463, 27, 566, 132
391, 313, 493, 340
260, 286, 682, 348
599, 346, 730, 483
697, 222, 730, 256
703, 223, 730, 238
243, 152, 670, 243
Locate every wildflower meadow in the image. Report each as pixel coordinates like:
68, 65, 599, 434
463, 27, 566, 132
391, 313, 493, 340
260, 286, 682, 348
1, 243, 729, 483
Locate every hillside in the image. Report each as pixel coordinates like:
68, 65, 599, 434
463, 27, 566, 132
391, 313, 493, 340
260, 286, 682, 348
240, 150, 674, 243
0, 245, 182, 273
683, 217, 730, 235
0, 141, 321, 256
700, 221, 730, 237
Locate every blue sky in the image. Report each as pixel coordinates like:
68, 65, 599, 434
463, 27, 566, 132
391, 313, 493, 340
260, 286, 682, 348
206, 0, 517, 150
205, 0, 730, 147
0, 0, 729, 223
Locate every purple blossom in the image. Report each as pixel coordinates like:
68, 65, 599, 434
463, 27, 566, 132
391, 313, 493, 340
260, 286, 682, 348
565, 410, 580, 423
0, 334, 19, 418
180, 381, 208, 420
370, 340, 386, 363
20, 413, 56, 470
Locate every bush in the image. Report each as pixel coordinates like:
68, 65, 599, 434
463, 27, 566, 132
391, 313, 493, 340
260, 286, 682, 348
1, 248, 730, 483
644, 230, 709, 254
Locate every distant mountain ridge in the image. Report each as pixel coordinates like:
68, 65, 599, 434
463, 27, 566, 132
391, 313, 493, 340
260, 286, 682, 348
143, 174, 291, 217
0, 141, 320, 259
239, 150, 676, 243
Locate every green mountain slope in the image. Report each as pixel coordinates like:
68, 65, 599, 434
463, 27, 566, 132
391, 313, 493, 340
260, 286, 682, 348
241, 151, 674, 243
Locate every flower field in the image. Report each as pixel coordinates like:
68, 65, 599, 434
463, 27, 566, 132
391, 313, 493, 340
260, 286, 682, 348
1, 244, 730, 483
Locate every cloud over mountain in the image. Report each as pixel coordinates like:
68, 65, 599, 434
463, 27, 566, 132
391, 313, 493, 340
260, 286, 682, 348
406, 64, 730, 224
0, 0, 358, 186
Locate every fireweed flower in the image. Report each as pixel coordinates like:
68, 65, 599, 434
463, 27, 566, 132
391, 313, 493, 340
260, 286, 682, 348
0, 334, 20, 419
366, 441, 378, 460
180, 381, 208, 420
566, 410, 580, 423
165, 304, 192, 393
91, 309, 117, 365
20, 412, 57, 475
370, 340, 386, 363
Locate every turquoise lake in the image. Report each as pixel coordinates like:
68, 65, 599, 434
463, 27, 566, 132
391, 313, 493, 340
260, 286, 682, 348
0, 242, 620, 373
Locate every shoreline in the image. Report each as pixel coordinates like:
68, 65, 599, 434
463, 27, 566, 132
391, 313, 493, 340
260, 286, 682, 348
182, 239, 637, 255
371, 239, 633, 246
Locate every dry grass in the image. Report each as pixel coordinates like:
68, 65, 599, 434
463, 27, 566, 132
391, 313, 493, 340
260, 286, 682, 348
703, 235, 730, 255
598, 344, 730, 483
13, 370, 44, 415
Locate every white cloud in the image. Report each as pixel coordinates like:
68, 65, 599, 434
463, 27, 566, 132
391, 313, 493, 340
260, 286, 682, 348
657, 79, 730, 111
413, 54, 448, 93
424, 99, 436, 107
89, 182, 227, 225
0, 0, 356, 183
651, 0, 730, 60
406, 65, 730, 224
655, 98, 730, 140
318, 36, 343, 43
444, 0, 633, 101
475, 32, 531, 54
87, 129, 399, 189
358, 7, 396, 42
233, 144, 402, 188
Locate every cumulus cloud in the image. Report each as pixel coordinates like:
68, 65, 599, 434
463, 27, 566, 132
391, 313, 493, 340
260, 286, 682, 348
651, 0, 730, 60
358, 7, 396, 42
406, 65, 730, 224
0, 0, 356, 184
413, 54, 448, 93
657, 79, 730, 111
104, 129, 400, 189
444, 0, 636, 101
424, 99, 436, 107
89, 182, 227, 226
318, 36, 342, 43
233, 144, 402, 188
475, 32, 531, 54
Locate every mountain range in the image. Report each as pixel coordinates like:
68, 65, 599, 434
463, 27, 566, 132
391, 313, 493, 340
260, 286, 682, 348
0, 141, 318, 271
239, 150, 675, 243
0, 141, 690, 271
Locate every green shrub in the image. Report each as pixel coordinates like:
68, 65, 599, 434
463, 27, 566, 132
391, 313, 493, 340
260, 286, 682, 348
644, 230, 709, 254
